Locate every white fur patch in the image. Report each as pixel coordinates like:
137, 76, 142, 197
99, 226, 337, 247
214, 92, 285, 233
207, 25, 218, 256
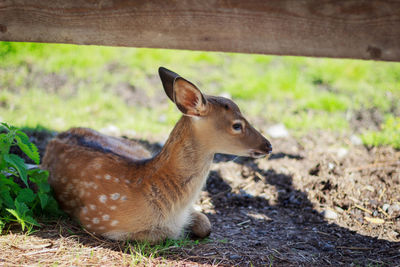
99, 195, 107, 203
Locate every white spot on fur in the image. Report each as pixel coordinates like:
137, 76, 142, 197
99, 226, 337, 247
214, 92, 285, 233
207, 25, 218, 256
86, 224, 92, 228
104, 174, 111, 180
93, 162, 102, 170
102, 214, 110, 221
124, 179, 131, 184
110, 220, 119, 226
84, 217, 90, 220
99, 195, 107, 203
89, 204, 96, 210
120, 195, 127, 201
93, 218, 100, 224
99, 226, 105, 230
114, 178, 120, 183
95, 175, 101, 179
82, 207, 88, 214
110, 205, 117, 210
110, 193, 120, 200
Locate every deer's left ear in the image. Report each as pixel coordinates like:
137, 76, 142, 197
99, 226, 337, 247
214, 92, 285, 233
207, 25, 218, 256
173, 77, 208, 117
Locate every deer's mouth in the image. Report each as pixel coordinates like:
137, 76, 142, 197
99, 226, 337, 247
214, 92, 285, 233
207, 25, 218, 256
249, 149, 271, 159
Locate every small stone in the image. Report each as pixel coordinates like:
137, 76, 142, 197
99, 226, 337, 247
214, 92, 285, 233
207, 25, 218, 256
382, 203, 390, 212
335, 206, 344, 213
322, 209, 338, 220
337, 148, 348, 158
266, 123, 289, 138
229, 254, 241, 260
350, 135, 363, 145
388, 204, 400, 215
328, 162, 335, 170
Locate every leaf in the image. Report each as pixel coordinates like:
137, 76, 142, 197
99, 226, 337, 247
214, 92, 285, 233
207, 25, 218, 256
3, 154, 28, 187
16, 132, 40, 164
0, 133, 11, 156
38, 193, 49, 209
0, 173, 21, 193
16, 188, 35, 204
6, 208, 25, 230
0, 188, 14, 209
29, 169, 50, 193
0, 219, 5, 232
22, 214, 40, 227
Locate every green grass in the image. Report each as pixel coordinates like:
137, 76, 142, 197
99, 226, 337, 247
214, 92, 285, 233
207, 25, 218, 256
1, 41, 399, 146
122, 237, 208, 265
362, 115, 400, 149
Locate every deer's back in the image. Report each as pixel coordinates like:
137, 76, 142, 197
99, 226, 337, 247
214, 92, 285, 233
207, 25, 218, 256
42, 128, 160, 237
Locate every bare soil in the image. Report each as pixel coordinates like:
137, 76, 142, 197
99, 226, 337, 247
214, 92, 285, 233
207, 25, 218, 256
2, 128, 400, 266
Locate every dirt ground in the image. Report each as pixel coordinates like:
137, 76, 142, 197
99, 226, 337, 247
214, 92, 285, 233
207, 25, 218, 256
1, 127, 399, 266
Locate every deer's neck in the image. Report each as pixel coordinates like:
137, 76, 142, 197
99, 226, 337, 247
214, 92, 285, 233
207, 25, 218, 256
149, 116, 213, 199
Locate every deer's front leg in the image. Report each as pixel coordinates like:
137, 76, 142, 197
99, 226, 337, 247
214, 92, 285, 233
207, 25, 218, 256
190, 210, 211, 238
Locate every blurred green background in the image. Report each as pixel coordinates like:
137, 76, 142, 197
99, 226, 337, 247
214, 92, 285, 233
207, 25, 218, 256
0, 41, 399, 147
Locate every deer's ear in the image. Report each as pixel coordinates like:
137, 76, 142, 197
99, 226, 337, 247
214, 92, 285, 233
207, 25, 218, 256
173, 78, 208, 116
159, 67, 179, 102
159, 67, 208, 117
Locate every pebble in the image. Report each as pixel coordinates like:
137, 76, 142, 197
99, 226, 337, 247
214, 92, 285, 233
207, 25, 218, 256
382, 203, 390, 212
350, 135, 363, 145
229, 254, 241, 260
322, 209, 338, 220
328, 162, 335, 170
388, 204, 400, 215
266, 123, 289, 138
337, 148, 348, 158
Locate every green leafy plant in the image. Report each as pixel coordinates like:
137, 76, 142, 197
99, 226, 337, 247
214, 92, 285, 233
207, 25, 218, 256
0, 122, 61, 232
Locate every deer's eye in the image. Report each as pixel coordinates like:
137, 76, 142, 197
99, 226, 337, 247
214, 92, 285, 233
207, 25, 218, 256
232, 123, 243, 132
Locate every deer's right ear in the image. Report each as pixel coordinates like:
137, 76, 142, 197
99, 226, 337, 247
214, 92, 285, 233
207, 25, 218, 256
159, 67, 180, 102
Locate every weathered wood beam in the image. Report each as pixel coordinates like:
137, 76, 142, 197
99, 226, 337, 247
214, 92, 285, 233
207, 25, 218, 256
1, 1, 400, 61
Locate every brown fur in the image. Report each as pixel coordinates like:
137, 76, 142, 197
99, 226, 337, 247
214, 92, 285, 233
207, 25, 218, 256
41, 68, 272, 243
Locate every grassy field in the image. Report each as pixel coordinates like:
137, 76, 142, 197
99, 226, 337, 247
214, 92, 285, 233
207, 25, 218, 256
1, 41, 400, 146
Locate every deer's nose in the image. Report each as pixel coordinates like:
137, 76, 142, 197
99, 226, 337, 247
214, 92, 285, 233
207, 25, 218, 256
261, 140, 273, 154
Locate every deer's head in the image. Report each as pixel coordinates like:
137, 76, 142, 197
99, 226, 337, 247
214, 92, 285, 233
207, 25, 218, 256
159, 67, 272, 158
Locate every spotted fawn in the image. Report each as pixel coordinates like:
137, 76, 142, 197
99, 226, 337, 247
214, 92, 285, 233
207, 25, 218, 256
42, 67, 272, 243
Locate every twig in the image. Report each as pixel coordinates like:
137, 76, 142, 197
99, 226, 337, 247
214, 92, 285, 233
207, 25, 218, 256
21, 248, 58, 256
378, 207, 389, 218
237, 219, 251, 226
354, 204, 373, 215
347, 161, 400, 172
378, 188, 386, 201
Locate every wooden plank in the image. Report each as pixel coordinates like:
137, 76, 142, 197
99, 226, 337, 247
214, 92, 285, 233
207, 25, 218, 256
0, 0, 400, 61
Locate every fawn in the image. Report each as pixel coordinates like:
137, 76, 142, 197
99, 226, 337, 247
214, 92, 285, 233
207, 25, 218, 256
42, 67, 272, 243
